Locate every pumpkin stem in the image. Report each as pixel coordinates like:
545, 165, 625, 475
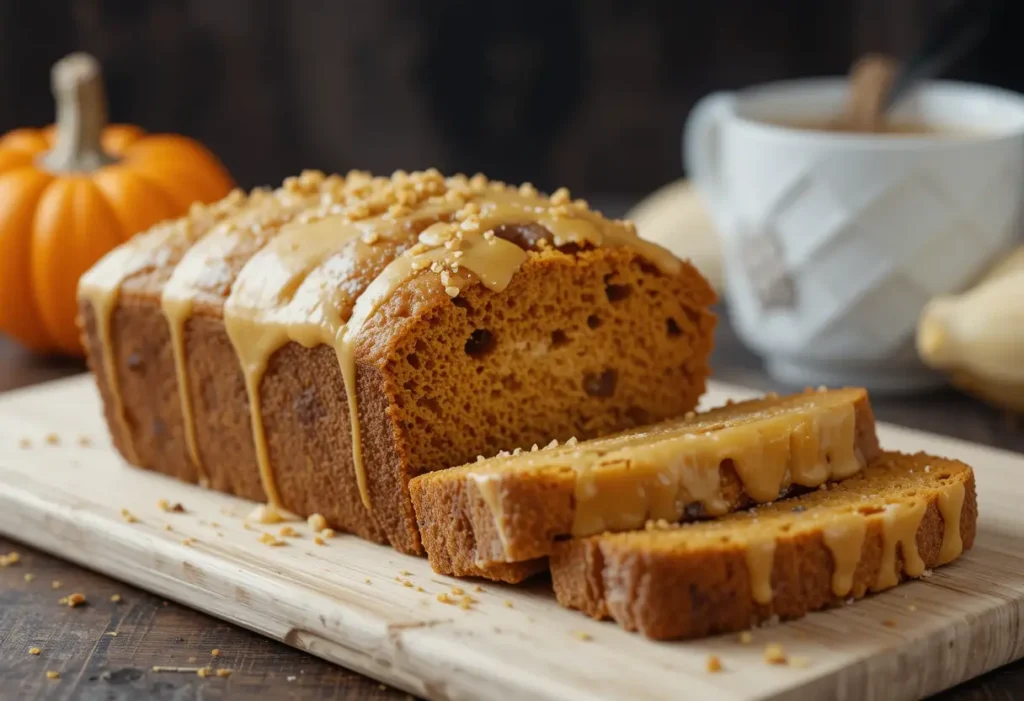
38, 52, 118, 173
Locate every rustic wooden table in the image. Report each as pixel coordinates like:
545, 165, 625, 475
1, 317, 1022, 700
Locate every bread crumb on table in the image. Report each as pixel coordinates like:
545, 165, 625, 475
436, 593, 452, 604
157, 499, 185, 513
45, 433, 60, 446
78, 435, 92, 447
738, 631, 753, 644
60, 593, 86, 608
197, 667, 211, 678
321, 528, 336, 539
110, 594, 122, 603
882, 619, 898, 628
46, 671, 60, 680
571, 631, 593, 642
24, 573, 35, 582
279, 526, 298, 538
706, 655, 723, 673
29, 647, 41, 656
211, 649, 220, 657
0, 551, 20, 567
216, 669, 232, 678
313, 536, 325, 546
258, 533, 285, 546
307, 513, 327, 531
764, 643, 787, 665
51, 580, 62, 590
451, 586, 464, 595
18, 438, 31, 449
121, 508, 138, 523
503, 600, 513, 608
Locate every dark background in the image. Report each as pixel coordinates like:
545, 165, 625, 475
1, 0, 1021, 197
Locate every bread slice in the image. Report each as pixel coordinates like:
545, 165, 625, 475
78, 170, 717, 554
410, 387, 880, 582
551, 451, 976, 640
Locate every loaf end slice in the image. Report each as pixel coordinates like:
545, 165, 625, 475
411, 387, 880, 582
551, 451, 977, 640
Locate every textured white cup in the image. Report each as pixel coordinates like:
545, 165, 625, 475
685, 79, 1024, 393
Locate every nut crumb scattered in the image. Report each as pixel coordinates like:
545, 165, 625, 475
45, 433, 60, 446
258, 533, 285, 547
436, 593, 452, 604
907, 604, 918, 612
307, 513, 327, 532
121, 508, 138, 524
181, 538, 195, 547
882, 619, 898, 628
51, 580, 62, 590
216, 669, 232, 678
18, 438, 31, 449
29, 647, 41, 656
211, 649, 220, 657
78, 435, 92, 447
321, 528, 336, 539
503, 600, 513, 608
764, 643, 787, 665
157, 499, 185, 513
279, 525, 298, 538
706, 655, 722, 673
571, 631, 593, 642
0, 552, 21, 567
60, 592, 86, 608
197, 667, 211, 678
110, 594, 122, 603
313, 536, 325, 546
738, 631, 753, 644
24, 573, 35, 582
46, 671, 60, 680
473, 585, 484, 593
451, 586, 464, 595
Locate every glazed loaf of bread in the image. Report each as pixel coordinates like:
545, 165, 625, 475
77, 170, 717, 554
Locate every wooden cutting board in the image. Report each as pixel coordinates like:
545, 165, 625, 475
1, 375, 1022, 701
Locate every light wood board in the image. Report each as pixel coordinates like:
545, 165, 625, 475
1, 375, 1023, 701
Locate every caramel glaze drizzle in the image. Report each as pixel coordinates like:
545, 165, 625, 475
212, 170, 679, 515
78, 191, 248, 464
161, 181, 334, 483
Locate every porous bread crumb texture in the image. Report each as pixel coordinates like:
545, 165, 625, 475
79, 170, 716, 556
410, 388, 878, 583
549, 452, 977, 640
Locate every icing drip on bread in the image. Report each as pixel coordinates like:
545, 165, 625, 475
78, 191, 247, 463
83, 168, 679, 518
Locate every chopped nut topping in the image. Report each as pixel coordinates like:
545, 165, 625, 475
29, 647, 41, 656
307, 513, 328, 532
763, 643, 787, 665
706, 655, 722, 673
0, 551, 20, 567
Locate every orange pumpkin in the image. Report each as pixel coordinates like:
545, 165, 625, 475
0, 52, 234, 356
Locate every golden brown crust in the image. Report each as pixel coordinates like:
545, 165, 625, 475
411, 389, 880, 583
79, 177, 717, 555
550, 452, 977, 640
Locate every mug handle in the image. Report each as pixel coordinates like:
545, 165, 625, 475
683, 91, 736, 233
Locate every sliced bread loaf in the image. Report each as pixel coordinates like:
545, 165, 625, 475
551, 451, 976, 640
410, 387, 880, 582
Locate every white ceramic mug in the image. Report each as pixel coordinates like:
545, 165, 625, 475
685, 79, 1024, 393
